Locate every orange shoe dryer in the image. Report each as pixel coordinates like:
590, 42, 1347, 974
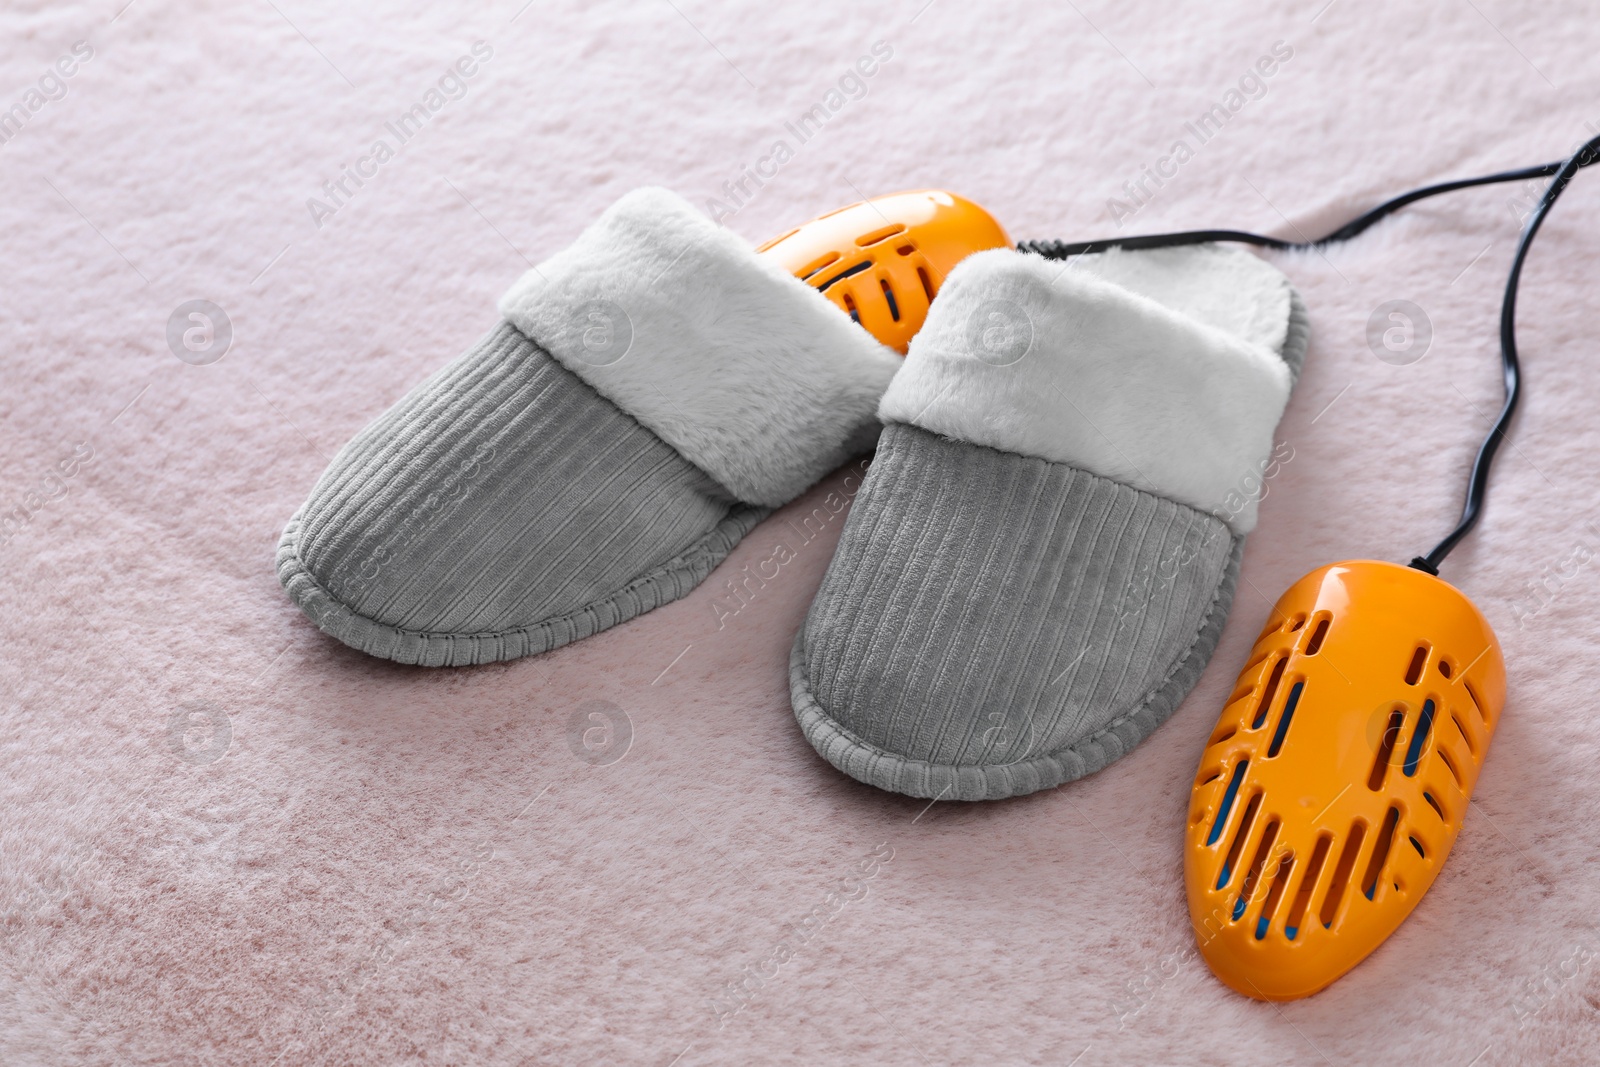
758, 190, 1010, 353
1184, 561, 1506, 1000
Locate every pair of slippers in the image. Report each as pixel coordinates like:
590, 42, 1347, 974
277, 188, 1309, 801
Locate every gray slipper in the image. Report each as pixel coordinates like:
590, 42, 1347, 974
277, 187, 901, 666
791, 243, 1310, 799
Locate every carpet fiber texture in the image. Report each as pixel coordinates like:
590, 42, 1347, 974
3, 1, 1599, 1064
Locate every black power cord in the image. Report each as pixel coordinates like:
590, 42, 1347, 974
1022, 136, 1600, 575
1414, 135, 1600, 572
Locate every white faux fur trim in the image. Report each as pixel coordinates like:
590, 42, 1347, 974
878, 246, 1293, 534
499, 187, 903, 507
1071, 243, 1292, 357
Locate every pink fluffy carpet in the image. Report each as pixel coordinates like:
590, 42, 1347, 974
4, 0, 1599, 1063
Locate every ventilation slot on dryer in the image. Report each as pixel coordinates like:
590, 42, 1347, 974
1320, 823, 1366, 928
817, 261, 871, 292
1252, 658, 1288, 729
1422, 791, 1446, 821
1361, 806, 1401, 900
1405, 645, 1428, 685
1465, 679, 1492, 728
1228, 670, 1262, 705
1284, 834, 1332, 940
1303, 615, 1331, 656
1256, 849, 1296, 940
1217, 792, 1264, 890
1235, 643, 1273, 675
855, 223, 906, 247
1206, 760, 1249, 847
1369, 707, 1404, 790
1233, 819, 1281, 922
1402, 699, 1436, 777
1437, 746, 1464, 789
1450, 710, 1478, 756
1266, 681, 1304, 758
879, 277, 901, 322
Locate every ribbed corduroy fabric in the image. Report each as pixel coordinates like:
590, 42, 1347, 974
278, 323, 767, 667
790, 287, 1311, 800
792, 424, 1239, 800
